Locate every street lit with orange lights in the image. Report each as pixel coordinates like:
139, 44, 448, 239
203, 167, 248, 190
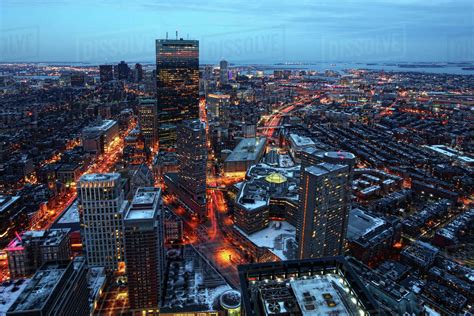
0, 120, 136, 284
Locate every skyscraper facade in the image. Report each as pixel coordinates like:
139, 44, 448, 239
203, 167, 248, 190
124, 187, 164, 312
134, 63, 144, 82
99, 65, 114, 82
117, 61, 130, 80
176, 119, 207, 219
138, 98, 158, 149
219, 59, 228, 85
77, 173, 126, 271
297, 163, 351, 259
155, 39, 199, 150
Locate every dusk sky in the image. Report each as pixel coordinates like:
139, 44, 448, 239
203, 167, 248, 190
1, 0, 473, 63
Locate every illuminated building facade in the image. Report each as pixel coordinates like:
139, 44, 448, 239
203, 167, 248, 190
138, 98, 158, 149
155, 38, 199, 150
81, 119, 119, 154
77, 173, 126, 271
176, 119, 207, 219
297, 163, 350, 259
124, 187, 164, 312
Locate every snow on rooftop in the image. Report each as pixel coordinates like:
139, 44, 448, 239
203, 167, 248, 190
126, 209, 155, 220
306, 163, 345, 177
290, 274, 356, 316
79, 173, 120, 182
347, 208, 385, 241
125, 188, 160, 220
279, 154, 295, 168
235, 221, 296, 260
58, 200, 79, 224
289, 133, 315, 147
0, 279, 30, 315
10, 268, 64, 312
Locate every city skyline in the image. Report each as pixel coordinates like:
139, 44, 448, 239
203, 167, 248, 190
1, 0, 473, 63
0, 2, 472, 314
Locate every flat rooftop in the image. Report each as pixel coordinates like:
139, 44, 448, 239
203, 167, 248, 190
6, 229, 70, 250
289, 133, 315, 147
83, 119, 117, 133
347, 208, 385, 241
290, 275, 354, 315
57, 200, 79, 224
305, 162, 346, 177
125, 187, 161, 221
79, 173, 120, 183
225, 137, 266, 163
235, 221, 296, 260
0, 196, 20, 213
324, 151, 356, 161
0, 279, 30, 314
239, 257, 381, 316
8, 263, 68, 313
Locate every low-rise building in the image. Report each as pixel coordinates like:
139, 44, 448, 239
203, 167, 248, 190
5, 228, 71, 279
81, 119, 118, 154
224, 137, 266, 176
7, 257, 89, 316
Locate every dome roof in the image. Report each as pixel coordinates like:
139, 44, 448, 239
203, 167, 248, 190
265, 172, 287, 184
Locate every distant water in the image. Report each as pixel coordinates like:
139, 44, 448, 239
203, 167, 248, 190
4, 61, 474, 76
238, 62, 474, 76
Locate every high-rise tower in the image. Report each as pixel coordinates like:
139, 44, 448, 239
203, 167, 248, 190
155, 38, 199, 150
176, 119, 207, 219
219, 59, 228, 85
77, 173, 126, 270
124, 187, 164, 312
297, 163, 350, 259
138, 98, 158, 149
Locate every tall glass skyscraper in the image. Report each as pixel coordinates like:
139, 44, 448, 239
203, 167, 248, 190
155, 39, 199, 150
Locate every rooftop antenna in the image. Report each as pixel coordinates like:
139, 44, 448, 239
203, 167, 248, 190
176, 30, 178, 40
166, 32, 168, 40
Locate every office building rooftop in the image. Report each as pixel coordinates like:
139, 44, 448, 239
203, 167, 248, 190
239, 257, 382, 316
125, 187, 161, 221
225, 137, 267, 163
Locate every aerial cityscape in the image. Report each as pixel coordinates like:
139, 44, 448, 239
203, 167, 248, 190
0, 1, 473, 315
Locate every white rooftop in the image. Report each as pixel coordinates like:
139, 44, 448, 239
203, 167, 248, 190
235, 221, 296, 260
347, 208, 385, 241
289, 133, 315, 148
290, 274, 355, 316
125, 187, 161, 221
58, 200, 79, 224
306, 163, 346, 177
79, 173, 120, 183
0, 279, 30, 314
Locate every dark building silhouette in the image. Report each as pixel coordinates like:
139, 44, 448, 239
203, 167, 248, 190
99, 65, 113, 82
117, 61, 130, 80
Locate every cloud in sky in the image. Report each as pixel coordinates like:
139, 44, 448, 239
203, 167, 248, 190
0, 0, 472, 62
